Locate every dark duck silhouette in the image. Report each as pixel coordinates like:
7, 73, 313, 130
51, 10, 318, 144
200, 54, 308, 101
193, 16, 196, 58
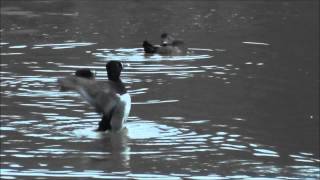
58, 61, 131, 131
143, 33, 187, 55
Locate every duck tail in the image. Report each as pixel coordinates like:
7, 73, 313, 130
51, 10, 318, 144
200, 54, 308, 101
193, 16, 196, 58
143, 40, 157, 53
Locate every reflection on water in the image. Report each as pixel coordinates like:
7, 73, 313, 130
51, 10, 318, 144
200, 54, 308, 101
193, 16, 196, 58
33, 42, 96, 49
93, 48, 213, 62
242, 41, 270, 46
1, 0, 319, 179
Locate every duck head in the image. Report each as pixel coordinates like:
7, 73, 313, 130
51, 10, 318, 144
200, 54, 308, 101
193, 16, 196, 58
106, 61, 123, 81
161, 33, 175, 46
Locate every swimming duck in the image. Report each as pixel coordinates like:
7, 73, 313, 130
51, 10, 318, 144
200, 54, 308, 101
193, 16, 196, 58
143, 33, 187, 55
58, 61, 131, 131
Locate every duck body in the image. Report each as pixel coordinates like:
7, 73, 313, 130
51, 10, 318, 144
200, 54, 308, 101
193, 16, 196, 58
143, 33, 187, 55
109, 93, 131, 130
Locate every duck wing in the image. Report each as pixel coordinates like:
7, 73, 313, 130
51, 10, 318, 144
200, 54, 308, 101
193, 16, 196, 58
58, 76, 119, 114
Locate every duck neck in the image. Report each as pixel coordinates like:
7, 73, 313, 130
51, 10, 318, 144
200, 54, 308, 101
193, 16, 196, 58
109, 76, 126, 94
110, 78, 121, 82
107, 74, 121, 82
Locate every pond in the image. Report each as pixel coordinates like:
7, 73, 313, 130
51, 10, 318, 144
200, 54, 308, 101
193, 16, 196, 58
0, 0, 319, 179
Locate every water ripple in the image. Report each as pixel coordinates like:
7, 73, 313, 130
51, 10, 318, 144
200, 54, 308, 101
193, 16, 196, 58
93, 48, 213, 62
32, 42, 96, 49
1, 35, 318, 179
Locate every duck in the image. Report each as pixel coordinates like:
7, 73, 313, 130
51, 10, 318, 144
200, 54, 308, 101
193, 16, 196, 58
58, 61, 131, 131
143, 33, 187, 55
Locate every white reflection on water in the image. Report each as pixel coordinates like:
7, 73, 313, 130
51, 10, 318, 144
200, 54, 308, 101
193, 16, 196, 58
0, 127, 16, 131
32, 42, 96, 49
0, 169, 127, 179
1, 169, 190, 179
253, 148, 279, 157
132, 99, 179, 105
242, 41, 270, 46
289, 153, 320, 163
0, 42, 9, 45
127, 119, 182, 140
0, 52, 24, 55
9, 45, 27, 49
92, 48, 213, 62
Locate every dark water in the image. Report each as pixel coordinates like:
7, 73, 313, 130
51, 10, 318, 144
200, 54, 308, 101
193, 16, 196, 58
0, 0, 319, 179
